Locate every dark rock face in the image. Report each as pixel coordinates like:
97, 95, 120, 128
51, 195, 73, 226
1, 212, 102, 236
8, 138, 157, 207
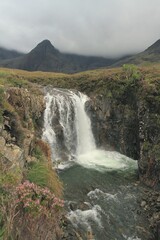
87, 95, 140, 159
86, 80, 160, 189
139, 188, 160, 239
137, 93, 160, 187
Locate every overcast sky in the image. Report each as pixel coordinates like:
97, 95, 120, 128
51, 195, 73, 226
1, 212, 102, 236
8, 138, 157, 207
0, 0, 160, 58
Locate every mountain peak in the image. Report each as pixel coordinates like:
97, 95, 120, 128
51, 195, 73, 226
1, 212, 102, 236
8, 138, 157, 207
30, 39, 60, 55
37, 39, 52, 47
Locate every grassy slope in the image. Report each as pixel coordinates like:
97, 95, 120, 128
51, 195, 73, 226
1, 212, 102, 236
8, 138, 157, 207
1, 64, 160, 94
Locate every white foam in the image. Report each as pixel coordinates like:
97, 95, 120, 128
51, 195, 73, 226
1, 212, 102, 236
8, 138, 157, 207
67, 204, 102, 229
87, 188, 118, 201
77, 149, 137, 172
55, 161, 75, 170
122, 234, 141, 240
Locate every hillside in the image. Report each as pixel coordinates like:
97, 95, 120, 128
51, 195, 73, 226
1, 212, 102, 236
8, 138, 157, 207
114, 39, 160, 66
0, 40, 117, 73
0, 47, 23, 61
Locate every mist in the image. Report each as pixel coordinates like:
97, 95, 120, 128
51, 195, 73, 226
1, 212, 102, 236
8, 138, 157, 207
0, 0, 160, 57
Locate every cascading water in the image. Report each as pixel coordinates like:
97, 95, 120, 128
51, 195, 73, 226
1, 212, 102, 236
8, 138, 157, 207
42, 88, 149, 240
43, 87, 96, 162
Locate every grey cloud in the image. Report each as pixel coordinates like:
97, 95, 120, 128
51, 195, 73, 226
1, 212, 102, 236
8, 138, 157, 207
0, 0, 160, 57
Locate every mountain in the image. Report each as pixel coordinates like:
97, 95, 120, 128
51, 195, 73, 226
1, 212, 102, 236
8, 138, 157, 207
1, 39, 160, 73
0, 47, 23, 61
0, 40, 118, 73
113, 39, 160, 66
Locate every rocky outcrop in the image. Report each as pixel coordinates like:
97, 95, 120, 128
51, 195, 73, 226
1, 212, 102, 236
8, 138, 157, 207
0, 86, 45, 169
0, 135, 24, 168
7, 87, 44, 134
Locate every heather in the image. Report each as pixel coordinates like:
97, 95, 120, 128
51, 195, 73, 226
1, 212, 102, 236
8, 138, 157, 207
0, 171, 64, 239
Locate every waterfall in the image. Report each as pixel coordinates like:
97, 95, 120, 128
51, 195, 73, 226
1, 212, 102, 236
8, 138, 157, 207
42, 88, 96, 162
43, 87, 137, 172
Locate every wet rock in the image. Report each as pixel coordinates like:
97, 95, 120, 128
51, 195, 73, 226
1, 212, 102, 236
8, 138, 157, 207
141, 201, 147, 208
69, 202, 78, 211
69, 201, 91, 212
78, 202, 91, 211
61, 216, 80, 240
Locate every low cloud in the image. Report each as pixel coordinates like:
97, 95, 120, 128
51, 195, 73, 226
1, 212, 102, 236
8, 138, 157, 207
0, 0, 160, 57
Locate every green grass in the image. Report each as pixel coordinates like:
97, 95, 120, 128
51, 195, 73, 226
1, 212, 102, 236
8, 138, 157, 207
27, 144, 63, 197
0, 63, 160, 97
27, 160, 63, 197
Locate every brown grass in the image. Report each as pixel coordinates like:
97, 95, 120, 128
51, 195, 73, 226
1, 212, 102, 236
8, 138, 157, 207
1, 64, 160, 96
35, 139, 52, 162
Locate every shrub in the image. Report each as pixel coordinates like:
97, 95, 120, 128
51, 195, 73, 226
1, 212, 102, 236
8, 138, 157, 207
123, 64, 141, 82
14, 181, 64, 239
32, 145, 44, 161
0, 164, 64, 239
0, 167, 23, 240
15, 181, 64, 215
0, 166, 22, 191
35, 139, 52, 162
0, 180, 64, 239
